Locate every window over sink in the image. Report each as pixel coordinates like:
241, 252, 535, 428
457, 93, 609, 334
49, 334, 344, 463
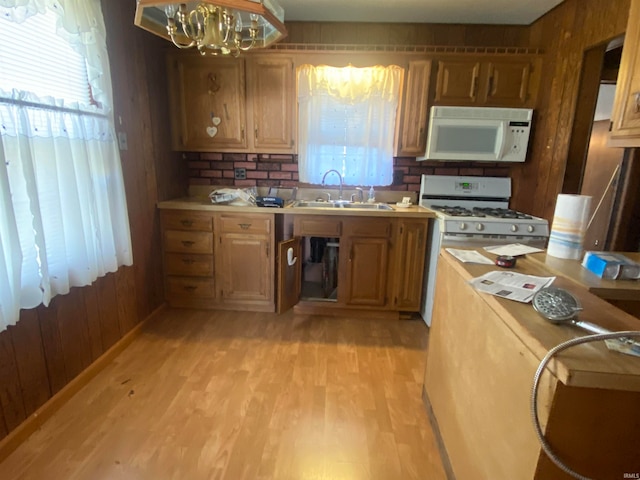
296, 64, 403, 187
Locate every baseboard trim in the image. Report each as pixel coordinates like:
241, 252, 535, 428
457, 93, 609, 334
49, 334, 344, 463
0, 303, 167, 463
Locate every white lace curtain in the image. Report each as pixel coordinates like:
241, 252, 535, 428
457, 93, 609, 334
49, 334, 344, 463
297, 64, 403, 186
0, 0, 132, 331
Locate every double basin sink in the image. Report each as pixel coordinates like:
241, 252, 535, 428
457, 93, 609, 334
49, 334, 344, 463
291, 200, 394, 211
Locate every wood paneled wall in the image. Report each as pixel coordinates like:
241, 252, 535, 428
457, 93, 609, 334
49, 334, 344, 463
283, 22, 532, 47
510, 0, 631, 219
0, 0, 184, 442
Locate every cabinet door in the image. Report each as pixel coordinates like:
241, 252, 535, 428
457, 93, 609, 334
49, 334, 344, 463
218, 233, 272, 302
397, 60, 432, 156
341, 237, 389, 306
393, 220, 427, 311
481, 60, 531, 106
168, 54, 247, 150
434, 59, 481, 105
610, 0, 640, 147
248, 56, 295, 152
277, 237, 301, 313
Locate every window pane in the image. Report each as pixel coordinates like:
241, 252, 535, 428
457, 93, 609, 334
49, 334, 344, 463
0, 11, 91, 106
297, 65, 402, 187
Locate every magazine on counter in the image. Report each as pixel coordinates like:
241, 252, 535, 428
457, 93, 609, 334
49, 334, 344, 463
469, 270, 556, 303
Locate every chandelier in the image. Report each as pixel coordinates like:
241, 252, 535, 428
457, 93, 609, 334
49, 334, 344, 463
134, 1, 287, 57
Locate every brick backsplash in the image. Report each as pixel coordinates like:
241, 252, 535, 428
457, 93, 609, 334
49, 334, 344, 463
184, 152, 510, 196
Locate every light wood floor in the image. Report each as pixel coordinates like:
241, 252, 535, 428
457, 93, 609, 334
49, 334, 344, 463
0, 309, 448, 480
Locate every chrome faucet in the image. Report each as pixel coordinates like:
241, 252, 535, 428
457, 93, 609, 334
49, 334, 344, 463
321, 169, 344, 200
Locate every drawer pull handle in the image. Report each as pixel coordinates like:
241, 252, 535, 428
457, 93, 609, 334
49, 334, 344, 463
182, 258, 195, 265
184, 285, 197, 292
181, 220, 194, 227
635, 92, 640, 113
181, 240, 195, 247
238, 223, 251, 230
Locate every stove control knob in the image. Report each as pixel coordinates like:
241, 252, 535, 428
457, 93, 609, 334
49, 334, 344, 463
527, 225, 535, 233
475, 223, 484, 232
459, 222, 467, 230
511, 225, 519, 232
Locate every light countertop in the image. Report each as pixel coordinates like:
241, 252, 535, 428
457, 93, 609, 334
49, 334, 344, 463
157, 197, 436, 219
440, 248, 640, 392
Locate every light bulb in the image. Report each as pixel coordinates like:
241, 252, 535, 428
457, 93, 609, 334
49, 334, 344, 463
164, 4, 178, 18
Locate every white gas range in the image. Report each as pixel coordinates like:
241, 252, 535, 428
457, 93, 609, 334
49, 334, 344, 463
419, 175, 549, 325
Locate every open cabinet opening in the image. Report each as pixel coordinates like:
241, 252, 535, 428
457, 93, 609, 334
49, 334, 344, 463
301, 237, 340, 302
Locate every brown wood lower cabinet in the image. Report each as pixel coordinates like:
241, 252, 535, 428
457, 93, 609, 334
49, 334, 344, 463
392, 219, 428, 310
216, 213, 274, 310
161, 210, 215, 309
340, 218, 392, 306
160, 209, 275, 312
160, 209, 429, 315
287, 214, 428, 314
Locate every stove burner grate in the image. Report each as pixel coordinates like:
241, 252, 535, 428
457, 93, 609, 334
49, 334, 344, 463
472, 207, 533, 219
430, 205, 486, 217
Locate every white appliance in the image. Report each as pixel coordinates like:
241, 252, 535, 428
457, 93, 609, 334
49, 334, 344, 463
419, 175, 549, 326
419, 106, 533, 162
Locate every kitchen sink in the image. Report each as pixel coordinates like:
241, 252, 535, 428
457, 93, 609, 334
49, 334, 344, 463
292, 200, 394, 210
341, 203, 394, 210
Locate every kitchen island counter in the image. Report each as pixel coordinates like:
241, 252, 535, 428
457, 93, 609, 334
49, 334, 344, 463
528, 251, 640, 319
423, 248, 640, 479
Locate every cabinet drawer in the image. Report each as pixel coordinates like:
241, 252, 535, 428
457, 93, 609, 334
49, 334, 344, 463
219, 214, 271, 234
165, 253, 214, 277
162, 211, 213, 231
344, 218, 392, 237
294, 216, 342, 237
164, 230, 213, 254
166, 276, 215, 299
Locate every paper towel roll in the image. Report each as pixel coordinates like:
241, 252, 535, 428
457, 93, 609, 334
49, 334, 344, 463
547, 194, 592, 259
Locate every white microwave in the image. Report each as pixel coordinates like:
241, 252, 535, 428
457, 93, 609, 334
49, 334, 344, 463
418, 106, 533, 162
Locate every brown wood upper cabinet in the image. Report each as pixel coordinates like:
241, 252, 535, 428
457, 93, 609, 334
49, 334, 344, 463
397, 60, 432, 156
433, 56, 540, 108
610, 0, 640, 147
247, 55, 295, 152
168, 54, 247, 151
167, 52, 295, 153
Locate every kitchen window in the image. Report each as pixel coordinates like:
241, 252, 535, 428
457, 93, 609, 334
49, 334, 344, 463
0, 1, 132, 332
297, 64, 403, 187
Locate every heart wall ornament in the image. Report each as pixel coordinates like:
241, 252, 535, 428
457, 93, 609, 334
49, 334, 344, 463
206, 126, 218, 137
212, 116, 221, 126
